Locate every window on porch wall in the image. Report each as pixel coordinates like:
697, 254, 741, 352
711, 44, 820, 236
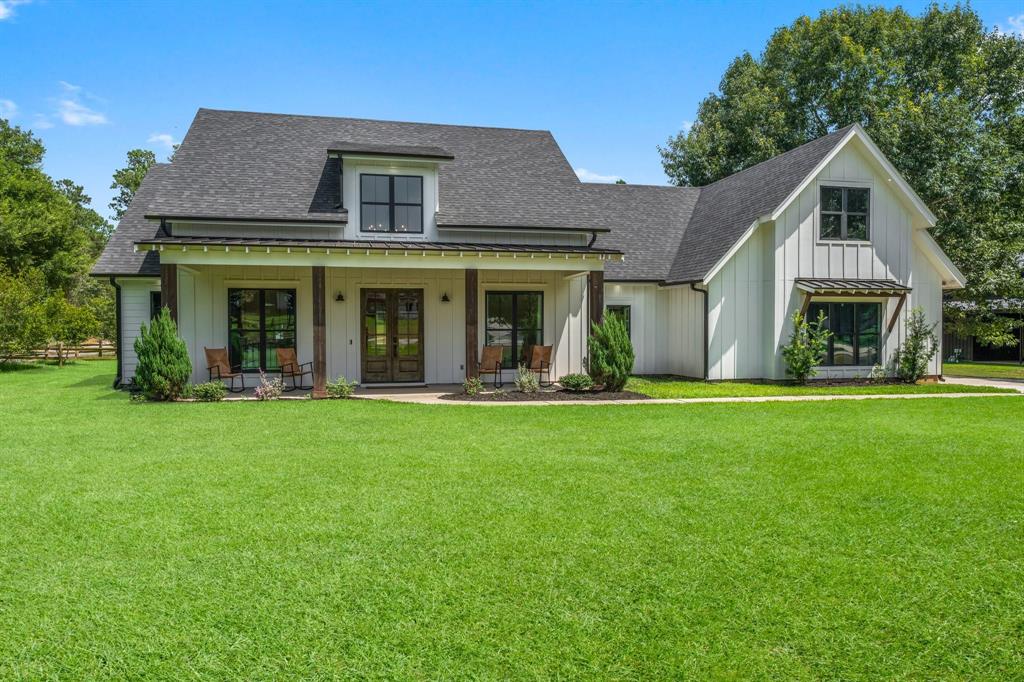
228, 289, 297, 372
485, 292, 543, 367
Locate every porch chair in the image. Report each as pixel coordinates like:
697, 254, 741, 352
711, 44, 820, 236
479, 345, 504, 388
276, 348, 313, 392
204, 347, 246, 393
524, 344, 554, 388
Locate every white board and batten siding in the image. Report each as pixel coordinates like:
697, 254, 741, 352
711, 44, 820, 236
705, 138, 947, 380
115, 277, 160, 380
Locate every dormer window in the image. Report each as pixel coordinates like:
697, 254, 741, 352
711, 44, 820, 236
820, 186, 869, 241
360, 174, 423, 233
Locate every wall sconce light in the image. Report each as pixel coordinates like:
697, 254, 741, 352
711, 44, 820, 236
441, 293, 450, 303
335, 292, 345, 302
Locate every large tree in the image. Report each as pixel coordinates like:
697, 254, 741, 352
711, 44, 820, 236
109, 148, 156, 221
660, 4, 1024, 346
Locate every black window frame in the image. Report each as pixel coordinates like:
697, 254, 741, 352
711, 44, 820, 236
484, 291, 544, 367
820, 185, 870, 242
149, 291, 162, 320
606, 304, 631, 338
227, 288, 298, 372
807, 301, 881, 367
359, 173, 424, 234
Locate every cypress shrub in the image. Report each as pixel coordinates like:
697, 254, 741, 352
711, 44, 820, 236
587, 313, 634, 391
133, 307, 192, 400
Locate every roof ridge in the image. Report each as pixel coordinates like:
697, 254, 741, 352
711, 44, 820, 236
195, 107, 554, 135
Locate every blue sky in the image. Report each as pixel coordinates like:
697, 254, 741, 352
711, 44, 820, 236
2, 0, 1022, 219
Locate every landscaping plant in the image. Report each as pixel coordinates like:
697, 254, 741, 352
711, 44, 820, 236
514, 364, 539, 393
253, 371, 283, 401
191, 381, 227, 402
892, 307, 939, 382
588, 313, 634, 391
133, 307, 192, 400
782, 311, 831, 384
559, 373, 594, 392
326, 375, 358, 399
462, 376, 484, 396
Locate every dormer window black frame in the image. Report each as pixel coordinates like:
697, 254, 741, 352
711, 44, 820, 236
820, 186, 870, 241
360, 174, 423, 234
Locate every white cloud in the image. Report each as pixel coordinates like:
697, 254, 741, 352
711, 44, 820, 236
0, 0, 30, 21
58, 80, 82, 95
0, 99, 17, 118
575, 168, 622, 184
147, 133, 177, 150
32, 115, 54, 130
996, 14, 1024, 36
58, 99, 107, 126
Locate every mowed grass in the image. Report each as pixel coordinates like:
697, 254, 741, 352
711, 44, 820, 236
626, 374, 1013, 399
1, 362, 1023, 679
943, 361, 1024, 381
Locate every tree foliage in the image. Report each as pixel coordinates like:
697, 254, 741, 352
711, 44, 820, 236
660, 5, 1024, 345
44, 295, 99, 366
588, 313, 634, 391
133, 308, 192, 400
109, 149, 155, 221
0, 268, 49, 362
782, 311, 831, 384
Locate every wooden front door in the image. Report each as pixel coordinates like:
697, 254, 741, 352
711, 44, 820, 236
361, 288, 424, 383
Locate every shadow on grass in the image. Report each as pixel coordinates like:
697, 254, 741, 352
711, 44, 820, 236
0, 361, 45, 373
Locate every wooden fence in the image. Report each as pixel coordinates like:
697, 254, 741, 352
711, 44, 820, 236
6, 337, 116, 361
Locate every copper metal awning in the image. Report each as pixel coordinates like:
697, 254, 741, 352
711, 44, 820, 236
795, 278, 910, 333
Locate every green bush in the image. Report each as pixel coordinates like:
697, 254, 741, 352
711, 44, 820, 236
462, 376, 484, 396
514, 364, 539, 393
892, 307, 939, 382
0, 268, 48, 363
588, 313, 634, 391
326, 375, 358, 399
559, 373, 594, 392
133, 307, 192, 400
191, 381, 227, 402
782, 311, 831, 384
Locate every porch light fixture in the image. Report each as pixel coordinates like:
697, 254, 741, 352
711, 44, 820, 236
441, 293, 450, 303
335, 292, 345, 302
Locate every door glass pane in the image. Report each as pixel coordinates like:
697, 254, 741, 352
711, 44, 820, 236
230, 289, 261, 329
833, 303, 856, 365
264, 290, 295, 330
396, 291, 420, 358
485, 330, 513, 366
858, 304, 880, 365
517, 328, 542, 364
364, 292, 388, 357
515, 293, 542, 330
229, 329, 261, 371
486, 293, 513, 329
265, 331, 296, 371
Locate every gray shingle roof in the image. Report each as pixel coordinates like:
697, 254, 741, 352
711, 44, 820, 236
665, 126, 853, 283
92, 163, 171, 276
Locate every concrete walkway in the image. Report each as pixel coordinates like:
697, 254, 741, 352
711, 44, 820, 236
942, 376, 1024, 393
353, 381, 1021, 406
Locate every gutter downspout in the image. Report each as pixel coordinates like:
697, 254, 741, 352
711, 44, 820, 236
109, 277, 123, 389
689, 282, 709, 381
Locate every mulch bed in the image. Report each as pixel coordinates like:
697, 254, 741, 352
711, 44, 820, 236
440, 389, 651, 401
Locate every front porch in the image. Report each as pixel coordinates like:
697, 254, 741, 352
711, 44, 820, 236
144, 239, 617, 395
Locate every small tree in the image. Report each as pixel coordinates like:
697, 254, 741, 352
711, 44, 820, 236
0, 268, 49, 363
892, 307, 939, 383
133, 307, 192, 400
44, 296, 98, 366
587, 313, 634, 391
782, 310, 831, 384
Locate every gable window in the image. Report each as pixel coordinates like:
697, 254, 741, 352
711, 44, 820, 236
807, 302, 880, 366
360, 174, 423, 233
228, 288, 297, 372
606, 304, 631, 338
820, 186, 870, 241
485, 292, 543, 366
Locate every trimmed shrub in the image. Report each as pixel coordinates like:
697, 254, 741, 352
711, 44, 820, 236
133, 307, 192, 400
326, 375, 358, 399
560, 373, 594, 392
588, 313, 634, 391
514, 363, 539, 393
868, 364, 887, 384
462, 376, 484, 396
192, 381, 227, 402
782, 310, 831, 384
892, 307, 939, 382
253, 371, 283, 400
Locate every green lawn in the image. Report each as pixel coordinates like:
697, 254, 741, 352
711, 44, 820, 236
943, 361, 1024, 381
2, 361, 1023, 679
626, 374, 1013, 399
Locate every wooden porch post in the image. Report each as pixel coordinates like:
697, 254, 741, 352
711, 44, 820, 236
588, 270, 604, 331
160, 263, 178, 323
312, 265, 327, 398
465, 268, 478, 379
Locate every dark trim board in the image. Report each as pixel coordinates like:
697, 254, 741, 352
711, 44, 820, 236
144, 214, 348, 225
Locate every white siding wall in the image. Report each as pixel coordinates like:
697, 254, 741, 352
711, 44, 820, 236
705, 138, 947, 380
603, 282, 704, 377
116, 277, 160, 381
